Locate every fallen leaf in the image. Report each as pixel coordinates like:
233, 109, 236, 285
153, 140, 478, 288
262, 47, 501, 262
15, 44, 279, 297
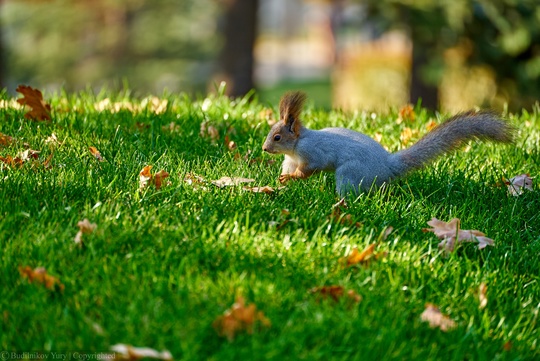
139, 165, 153, 189
139, 165, 170, 190
153, 170, 170, 190
0, 132, 14, 147
74, 218, 97, 246
211, 176, 255, 188
243, 185, 284, 194
0, 155, 24, 168
110, 344, 172, 361
45, 133, 63, 146
213, 296, 271, 341
504, 174, 533, 196
426, 119, 438, 131
89, 147, 105, 162
18, 149, 40, 161
200, 121, 219, 142
16, 85, 51, 121
19, 266, 64, 291
224, 135, 237, 151
398, 104, 415, 122
399, 127, 418, 146
422, 218, 495, 252
420, 303, 456, 332
478, 283, 488, 309
310, 286, 362, 303
345, 244, 376, 266
183, 172, 207, 187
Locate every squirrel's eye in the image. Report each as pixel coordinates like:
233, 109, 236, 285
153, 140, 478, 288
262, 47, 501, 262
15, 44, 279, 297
274, 134, 281, 141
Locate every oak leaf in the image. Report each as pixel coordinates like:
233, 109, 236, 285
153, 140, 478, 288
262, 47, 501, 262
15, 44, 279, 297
420, 303, 456, 331
16, 85, 51, 121
422, 218, 494, 252
110, 344, 172, 361
213, 296, 271, 341
19, 266, 64, 291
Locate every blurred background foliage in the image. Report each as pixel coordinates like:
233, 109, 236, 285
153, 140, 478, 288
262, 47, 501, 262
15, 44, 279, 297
1, 0, 539, 112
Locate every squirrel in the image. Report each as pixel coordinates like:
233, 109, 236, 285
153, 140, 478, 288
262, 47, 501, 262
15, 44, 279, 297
262, 91, 515, 196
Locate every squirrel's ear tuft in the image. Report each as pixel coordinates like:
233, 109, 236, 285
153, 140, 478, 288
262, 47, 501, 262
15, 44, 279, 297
280, 91, 306, 135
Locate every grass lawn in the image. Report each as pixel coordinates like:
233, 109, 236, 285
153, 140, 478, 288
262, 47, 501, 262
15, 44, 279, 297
1, 88, 539, 360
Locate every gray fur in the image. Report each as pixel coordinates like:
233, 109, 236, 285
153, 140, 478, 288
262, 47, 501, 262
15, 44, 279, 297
263, 92, 514, 196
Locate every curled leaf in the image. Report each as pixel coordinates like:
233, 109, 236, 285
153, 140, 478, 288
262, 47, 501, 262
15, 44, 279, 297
89, 146, 105, 162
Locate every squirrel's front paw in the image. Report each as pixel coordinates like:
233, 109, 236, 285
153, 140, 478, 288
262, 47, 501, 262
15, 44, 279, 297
279, 174, 292, 184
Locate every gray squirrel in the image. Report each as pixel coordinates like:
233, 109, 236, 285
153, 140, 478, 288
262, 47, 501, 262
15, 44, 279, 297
262, 91, 514, 195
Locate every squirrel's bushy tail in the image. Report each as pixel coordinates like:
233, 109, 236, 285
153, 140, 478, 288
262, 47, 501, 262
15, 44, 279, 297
393, 111, 514, 175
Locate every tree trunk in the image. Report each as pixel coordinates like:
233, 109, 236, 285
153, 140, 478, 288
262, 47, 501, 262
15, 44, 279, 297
410, 40, 439, 110
220, 0, 258, 97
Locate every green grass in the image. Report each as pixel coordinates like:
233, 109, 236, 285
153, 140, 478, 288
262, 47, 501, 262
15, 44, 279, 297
1, 89, 539, 360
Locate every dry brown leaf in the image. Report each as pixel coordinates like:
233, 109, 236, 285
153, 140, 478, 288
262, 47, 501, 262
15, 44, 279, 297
16, 85, 51, 121
478, 283, 488, 309
153, 170, 170, 190
213, 296, 271, 341
398, 104, 416, 122
139, 165, 170, 190
0, 155, 24, 168
110, 344, 172, 360
504, 174, 533, 196
345, 244, 376, 266
89, 146, 105, 162
211, 176, 255, 188
420, 303, 456, 332
310, 286, 362, 303
422, 217, 495, 252
19, 266, 64, 291
0, 132, 15, 147
74, 219, 97, 246
139, 165, 153, 189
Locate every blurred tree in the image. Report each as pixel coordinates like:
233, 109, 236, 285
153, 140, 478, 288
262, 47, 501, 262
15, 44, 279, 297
361, 0, 540, 110
1, 0, 219, 94
218, 0, 259, 97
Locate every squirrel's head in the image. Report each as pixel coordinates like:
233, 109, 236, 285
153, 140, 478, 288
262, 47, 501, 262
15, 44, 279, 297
262, 91, 306, 155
